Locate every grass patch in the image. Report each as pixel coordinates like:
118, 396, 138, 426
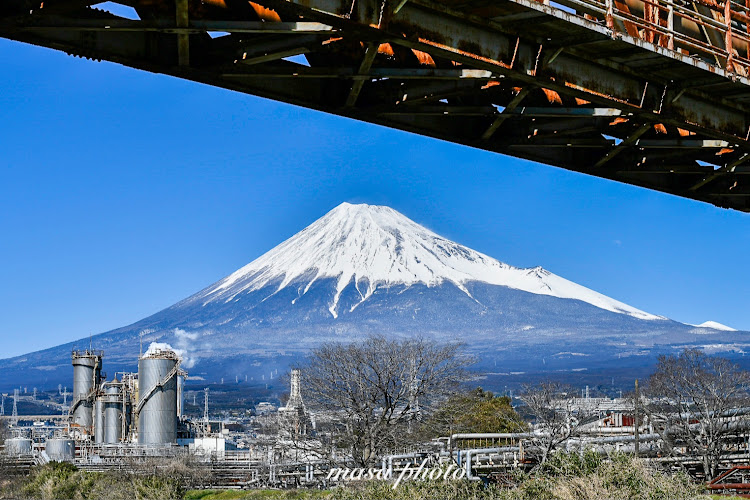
186, 454, 706, 500
2, 453, 718, 500
184, 490, 331, 500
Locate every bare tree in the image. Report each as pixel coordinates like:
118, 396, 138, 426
520, 381, 591, 464
644, 349, 750, 479
302, 335, 470, 466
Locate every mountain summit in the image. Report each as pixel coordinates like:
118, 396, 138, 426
0, 202, 744, 390
197, 202, 661, 320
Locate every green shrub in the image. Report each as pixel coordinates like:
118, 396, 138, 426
537, 450, 602, 478
19, 462, 101, 499
13, 462, 185, 500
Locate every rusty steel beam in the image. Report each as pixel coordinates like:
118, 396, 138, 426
2, 0, 750, 211
481, 87, 530, 140
237, 34, 323, 65
346, 43, 378, 107
225, 67, 497, 79
13, 20, 337, 33
176, 0, 189, 65
593, 124, 651, 167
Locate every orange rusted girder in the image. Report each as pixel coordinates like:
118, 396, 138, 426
4, 0, 750, 211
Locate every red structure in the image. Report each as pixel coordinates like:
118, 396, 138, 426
708, 466, 750, 497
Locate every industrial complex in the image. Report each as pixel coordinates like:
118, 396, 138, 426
4, 346, 750, 494
0, 346, 331, 488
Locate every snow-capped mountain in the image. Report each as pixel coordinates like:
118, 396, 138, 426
198, 203, 662, 320
691, 321, 738, 332
0, 203, 746, 390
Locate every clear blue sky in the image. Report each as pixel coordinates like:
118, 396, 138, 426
2, 36, 749, 359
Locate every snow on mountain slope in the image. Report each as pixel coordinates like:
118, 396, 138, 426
200, 203, 664, 321
691, 321, 737, 331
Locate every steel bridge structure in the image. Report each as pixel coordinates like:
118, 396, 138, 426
3, 0, 750, 211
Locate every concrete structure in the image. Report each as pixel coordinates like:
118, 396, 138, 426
177, 436, 226, 458
137, 349, 179, 445
286, 369, 305, 412
278, 369, 310, 437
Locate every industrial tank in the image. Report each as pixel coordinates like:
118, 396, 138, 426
94, 398, 104, 444
177, 373, 185, 420
46, 438, 75, 462
5, 437, 32, 455
103, 382, 123, 444
71, 350, 102, 430
137, 350, 179, 445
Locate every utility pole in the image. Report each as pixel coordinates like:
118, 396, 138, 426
634, 379, 640, 457
203, 387, 210, 434
0, 394, 5, 416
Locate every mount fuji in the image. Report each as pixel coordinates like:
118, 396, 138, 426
1, 203, 747, 389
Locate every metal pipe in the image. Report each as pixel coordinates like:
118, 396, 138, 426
569, 433, 661, 445
577, 426, 651, 434
383, 452, 420, 477
449, 432, 536, 448
464, 447, 520, 481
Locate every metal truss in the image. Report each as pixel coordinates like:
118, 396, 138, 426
3, 0, 750, 211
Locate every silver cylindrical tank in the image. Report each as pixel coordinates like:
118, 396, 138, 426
45, 438, 75, 462
138, 352, 178, 445
5, 438, 33, 455
94, 398, 104, 443
177, 373, 185, 420
71, 351, 102, 430
103, 382, 123, 444
125, 399, 133, 441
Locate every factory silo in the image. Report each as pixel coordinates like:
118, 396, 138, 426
137, 349, 179, 445
71, 350, 102, 432
45, 438, 75, 462
5, 437, 33, 455
103, 381, 123, 444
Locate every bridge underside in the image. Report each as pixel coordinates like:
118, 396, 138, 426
3, 0, 750, 211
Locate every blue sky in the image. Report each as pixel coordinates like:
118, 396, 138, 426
1, 37, 749, 358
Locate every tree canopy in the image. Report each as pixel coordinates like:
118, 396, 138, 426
422, 387, 527, 437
